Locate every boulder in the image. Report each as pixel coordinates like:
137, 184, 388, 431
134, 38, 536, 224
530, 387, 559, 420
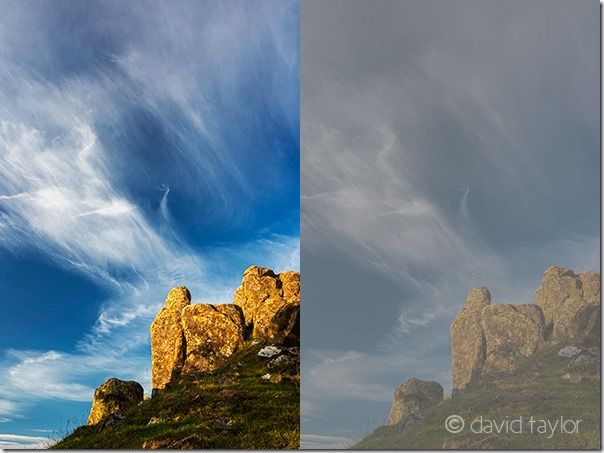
150, 286, 191, 391
233, 266, 300, 342
253, 302, 300, 345
233, 266, 282, 328
386, 378, 443, 426
450, 287, 490, 391
533, 266, 600, 342
480, 304, 545, 374
181, 304, 245, 373
87, 378, 143, 425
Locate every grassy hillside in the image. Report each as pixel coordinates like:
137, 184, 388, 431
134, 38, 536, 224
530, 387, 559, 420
53, 342, 299, 449
354, 341, 600, 449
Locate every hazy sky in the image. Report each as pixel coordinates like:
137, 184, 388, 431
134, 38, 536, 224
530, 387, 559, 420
300, 0, 599, 447
0, 0, 298, 447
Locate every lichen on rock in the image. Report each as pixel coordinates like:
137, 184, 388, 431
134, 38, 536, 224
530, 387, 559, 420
450, 287, 490, 391
481, 303, 545, 374
233, 266, 300, 342
150, 286, 191, 391
180, 303, 245, 373
533, 266, 600, 342
87, 378, 143, 425
149, 266, 300, 392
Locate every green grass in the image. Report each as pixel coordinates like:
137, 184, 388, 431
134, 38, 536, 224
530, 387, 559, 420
354, 342, 600, 449
53, 342, 299, 449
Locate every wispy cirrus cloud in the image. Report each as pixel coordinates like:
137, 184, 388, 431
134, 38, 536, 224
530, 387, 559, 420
0, 433, 48, 449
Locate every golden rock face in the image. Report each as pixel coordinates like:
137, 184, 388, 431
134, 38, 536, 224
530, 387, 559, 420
87, 378, 143, 425
233, 266, 300, 341
253, 300, 300, 344
232, 266, 282, 329
181, 304, 244, 374
150, 286, 191, 391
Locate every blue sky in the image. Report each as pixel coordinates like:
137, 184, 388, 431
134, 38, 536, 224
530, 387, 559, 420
0, 0, 299, 447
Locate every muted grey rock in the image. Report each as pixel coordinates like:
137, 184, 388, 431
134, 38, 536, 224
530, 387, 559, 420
387, 378, 443, 426
450, 287, 490, 390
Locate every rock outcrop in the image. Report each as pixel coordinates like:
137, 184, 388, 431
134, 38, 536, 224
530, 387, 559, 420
233, 266, 300, 341
376, 266, 599, 441
533, 266, 600, 343
149, 266, 300, 392
451, 289, 546, 390
386, 378, 443, 426
450, 266, 599, 392
88, 378, 144, 425
450, 287, 490, 390
181, 304, 245, 373
150, 286, 191, 391
481, 304, 545, 374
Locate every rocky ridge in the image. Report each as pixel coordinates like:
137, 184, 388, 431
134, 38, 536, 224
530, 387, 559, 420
77, 265, 300, 446
377, 266, 600, 440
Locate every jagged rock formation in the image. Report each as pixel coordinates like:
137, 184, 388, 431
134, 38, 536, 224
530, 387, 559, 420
150, 286, 191, 391
87, 378, 143, 425
387, 378, 443, 426
450, 287, 490, 390
534, 266, 600, 343
233, 267, 300, 341
181, 304, 245, 374
150, 266, 300, 392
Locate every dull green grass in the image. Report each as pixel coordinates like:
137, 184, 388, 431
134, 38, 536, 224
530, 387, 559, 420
53, 342, 299, 449
354, 342, 600, 449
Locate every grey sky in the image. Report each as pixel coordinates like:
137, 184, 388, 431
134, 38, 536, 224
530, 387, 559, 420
300, 0, 599, 448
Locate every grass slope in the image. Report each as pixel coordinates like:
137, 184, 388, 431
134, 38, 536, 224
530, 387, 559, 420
53, 342, 299, 449
354, 342, 600, 449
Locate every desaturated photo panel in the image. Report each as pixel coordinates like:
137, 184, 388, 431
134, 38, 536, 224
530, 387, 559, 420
301, 0, 600, 449
0, 0, 299, 449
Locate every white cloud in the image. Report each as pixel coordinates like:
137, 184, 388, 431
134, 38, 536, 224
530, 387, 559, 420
0, 120, 179, 284
300, 433, 356, 449
0, 349, 150, 403
0, 433, 48, 449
